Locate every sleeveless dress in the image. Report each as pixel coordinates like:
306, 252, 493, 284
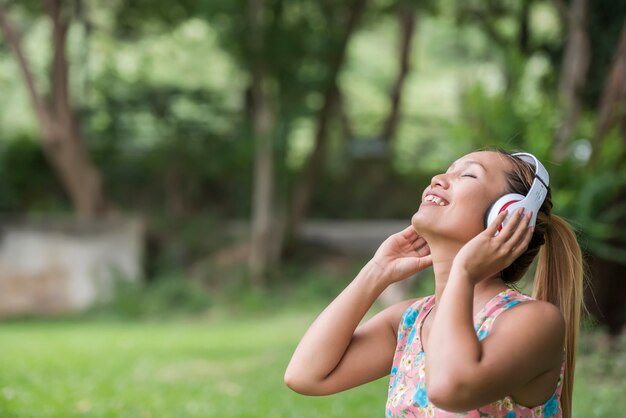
386, 288, 565, 418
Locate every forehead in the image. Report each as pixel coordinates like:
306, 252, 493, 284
449, 151, 513, 173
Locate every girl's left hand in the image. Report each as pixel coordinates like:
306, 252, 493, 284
452, 208, 534, 283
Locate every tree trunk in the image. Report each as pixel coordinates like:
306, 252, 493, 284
587, 252, 626, 337
337, 92, 354, 142
0, 0, 106, 219
40, 121, 106, 217
285, 84, 339, 252
380, 1, 417, 145
518, 0, 531, 56
593, 19, 626, 147
247, 0, 276, 286
284, 0, 367, 251
553, 0, 590, 162
586, 19, 626, 340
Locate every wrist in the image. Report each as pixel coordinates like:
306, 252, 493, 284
450, 263, 476, 284
358, 260, 390, 294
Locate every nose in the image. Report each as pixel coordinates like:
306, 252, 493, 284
430, 173, 449, 189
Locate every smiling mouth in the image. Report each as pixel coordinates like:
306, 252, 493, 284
423, 194, 449, 206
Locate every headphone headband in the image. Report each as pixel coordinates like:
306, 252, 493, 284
511, 152, 549, 188
511, 152, 549, 213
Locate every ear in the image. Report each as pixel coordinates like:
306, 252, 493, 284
485, 193, 525, 230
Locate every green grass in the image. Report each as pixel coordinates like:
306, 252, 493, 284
0, 311, 624, 418
0, 312, 388, 418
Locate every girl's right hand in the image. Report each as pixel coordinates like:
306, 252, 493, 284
368, 225, 432, 286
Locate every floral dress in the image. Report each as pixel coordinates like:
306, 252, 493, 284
386, 288, 564, 418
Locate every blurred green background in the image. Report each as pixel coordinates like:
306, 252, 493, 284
0, 0, 625, 417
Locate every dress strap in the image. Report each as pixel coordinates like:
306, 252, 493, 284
474, 288, 534, 341
396, 296, 433, 342
554, 356, 567, 399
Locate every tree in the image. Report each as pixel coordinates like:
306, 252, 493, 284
552, 0, 590, 161
285, 0, 369, 250
199, 0, 393, 278
283, 0, 425, 246
594, 19, 626, 145
380, 0, 419, 145
456, 0, 537, 93
247, 0, 277, 286
585, 19, 626, 338
0, 0, 106, 218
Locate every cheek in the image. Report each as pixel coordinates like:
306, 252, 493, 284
457, 189, 493, 214
452, 191, 495, 231
464, 187, 499, 211
451, 205, 484, 231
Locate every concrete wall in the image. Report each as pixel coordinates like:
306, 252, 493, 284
0, 218, 144, 316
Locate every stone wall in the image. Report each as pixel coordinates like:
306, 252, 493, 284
0, 218, 144, 316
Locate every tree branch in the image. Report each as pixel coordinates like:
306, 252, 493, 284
45, 0, 72, 129
594, 19, 626, 148
381, 1, 417, 144
0, 1, 50, 128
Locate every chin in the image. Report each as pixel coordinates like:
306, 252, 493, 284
411, 211, 481, 243
410, 211, 432, 235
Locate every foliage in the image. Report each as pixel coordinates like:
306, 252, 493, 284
0, 135, 69, 212
86, 79, 253, 217
1, 1, 623, 223
451, 80, 626, 262
562, 131, 626, 263
88, 275, 213, 320
584, 0, 626, 105
0, 1, 625, 263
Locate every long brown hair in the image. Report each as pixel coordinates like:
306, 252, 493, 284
496, 150, 583, 418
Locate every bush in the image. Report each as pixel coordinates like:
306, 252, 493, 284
91, 275, 213, 319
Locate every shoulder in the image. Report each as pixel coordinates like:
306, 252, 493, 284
498, 298, 564, 335
490, 298, 565, 362
378, 295, 433, 335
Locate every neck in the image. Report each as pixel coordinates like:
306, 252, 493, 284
427, 238, 508, 308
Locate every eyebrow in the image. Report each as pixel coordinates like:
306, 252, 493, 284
447, 160, 488, 172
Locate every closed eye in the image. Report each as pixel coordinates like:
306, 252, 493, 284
462, 173, 477, 178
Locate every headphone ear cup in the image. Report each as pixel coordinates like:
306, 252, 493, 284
484, 201, 496, 229
485, 194, 525, 230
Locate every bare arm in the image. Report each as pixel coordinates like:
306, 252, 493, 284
285, 226, 432, 395
426, 209, 565, 411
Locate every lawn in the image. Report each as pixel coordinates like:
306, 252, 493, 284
0, 311, 624, 418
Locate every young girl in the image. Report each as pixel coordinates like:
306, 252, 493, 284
284, 150, 583, 418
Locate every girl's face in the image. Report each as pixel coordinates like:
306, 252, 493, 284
411, 151, 513, 243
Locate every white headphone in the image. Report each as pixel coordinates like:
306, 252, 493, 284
484, 152, 549, 230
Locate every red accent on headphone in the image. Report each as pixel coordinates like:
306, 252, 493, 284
497, 200, 521, 230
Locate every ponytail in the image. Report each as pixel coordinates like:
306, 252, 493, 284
493, 148, 585, 417
533, 214, 584, 418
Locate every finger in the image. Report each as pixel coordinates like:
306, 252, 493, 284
410, 254, 433, 270
400, 225, 418, 241
419, 254, 433, 269
510, 227, 534, 260
395, 254, 433, 279
497, 208, 525, 241
415, 243, 430, 257
508, 210, 533, 246
486, 210, 508, 236
411, 234, 426, 245
519, 223, 535, 251
411, 236, 427, 250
